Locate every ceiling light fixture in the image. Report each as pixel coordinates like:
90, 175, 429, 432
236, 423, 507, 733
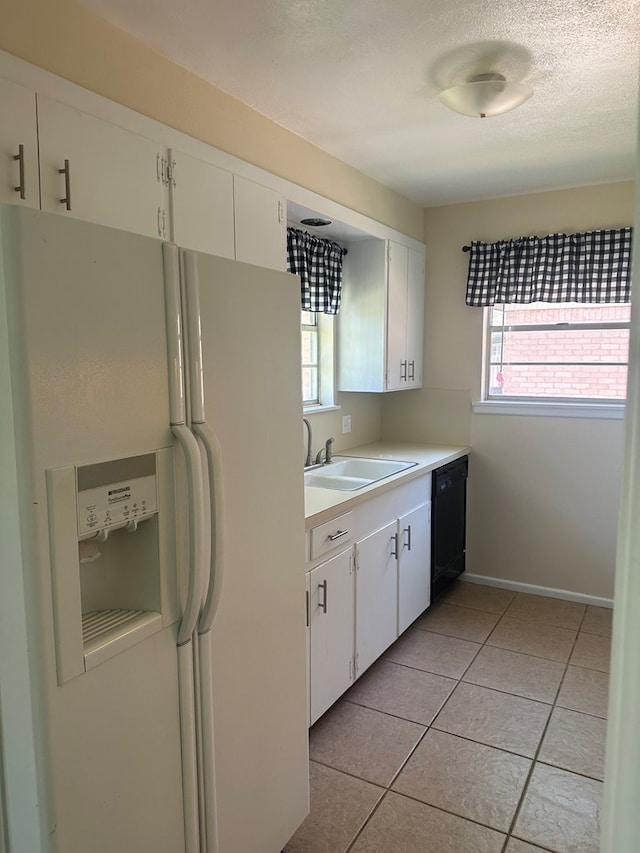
300, 217, 332, 227
438, 73, 533, 118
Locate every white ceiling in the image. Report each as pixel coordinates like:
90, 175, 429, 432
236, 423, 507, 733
81, 0, 639, 208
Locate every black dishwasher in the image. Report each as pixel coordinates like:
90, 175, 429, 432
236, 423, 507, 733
431, 455, 468, 601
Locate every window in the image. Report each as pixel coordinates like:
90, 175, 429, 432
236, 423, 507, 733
486, 302, 631, 402
301, 310, 319, 405
300, 310, 336, 410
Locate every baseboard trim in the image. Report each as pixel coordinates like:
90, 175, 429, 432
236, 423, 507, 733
461, 573, 613, 609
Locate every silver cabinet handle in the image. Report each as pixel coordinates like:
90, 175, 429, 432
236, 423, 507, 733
404, 525, 412, 551
328, 529, 349, 542
13, 144, 25, 199
400, 360, 407, 381
58, 159, 71, 210
318, 580, 328, 613
408, 360, 415, 380
391, 533, 399, 559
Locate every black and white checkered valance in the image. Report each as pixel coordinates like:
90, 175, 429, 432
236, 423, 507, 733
287, 227, 343, 314
465, 228, 633, 307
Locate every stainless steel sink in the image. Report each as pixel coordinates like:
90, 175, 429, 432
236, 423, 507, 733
303, 456, 417, 491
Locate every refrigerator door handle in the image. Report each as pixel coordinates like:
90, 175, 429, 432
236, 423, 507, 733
172, 424, 207, 645
181, 248, 226, 633
163, 243, 187, 426
183, 250, 206, 424
194, 422, 226, 634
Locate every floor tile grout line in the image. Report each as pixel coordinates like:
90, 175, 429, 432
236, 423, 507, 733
345, 788, 512, 851
305, 588, 607, 853
333, 696, 603, 781
416, 622, 585, 667
354, 595, 544, 848
343, 789, 388, 853
502, 605, 603, 847
378, 652, 602, 711
416, 592, 603, 846
344, 599, 507, 853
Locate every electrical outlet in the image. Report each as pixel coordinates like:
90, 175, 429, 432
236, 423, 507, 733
342, 415, 352, 434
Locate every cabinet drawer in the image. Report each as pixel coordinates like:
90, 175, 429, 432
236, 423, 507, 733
310, 511, 354, 560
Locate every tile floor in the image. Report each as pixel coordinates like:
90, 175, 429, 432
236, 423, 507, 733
284, 582, 612, 853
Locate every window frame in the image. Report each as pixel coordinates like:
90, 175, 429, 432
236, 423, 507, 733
483, 302, 631, 406
301, 310, 337, 412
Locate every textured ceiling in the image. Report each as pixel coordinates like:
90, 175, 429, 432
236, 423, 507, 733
81, 0, 639, 207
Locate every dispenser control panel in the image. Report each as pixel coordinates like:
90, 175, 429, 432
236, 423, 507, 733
76, 453, 158, 537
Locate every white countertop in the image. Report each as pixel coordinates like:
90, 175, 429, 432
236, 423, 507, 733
305, 441, 469, 527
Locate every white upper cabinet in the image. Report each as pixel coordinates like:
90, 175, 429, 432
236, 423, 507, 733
234, 175, 286, 271
386, 240, 410, 390
168, 148, 235, 258
0, 78, 39, 208
337, 237, 426, 392
405, 244, 426, 389
37, 95, 166, 240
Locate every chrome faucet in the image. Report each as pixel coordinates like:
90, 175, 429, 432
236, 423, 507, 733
303, 418, 313, 467
315, 437, 334, 465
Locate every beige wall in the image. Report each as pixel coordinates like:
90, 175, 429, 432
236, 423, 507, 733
2, 0, 633, 597
383, 182, 635, 598
0, 0, 423, 241
302, 394, 383, 467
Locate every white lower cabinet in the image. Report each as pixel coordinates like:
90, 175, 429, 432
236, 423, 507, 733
306, 472, 432, 725
355, 520, 398, 676
308, 548, 355, 726
397, 502, 431, 634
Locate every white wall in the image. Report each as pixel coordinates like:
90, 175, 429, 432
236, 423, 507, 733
383, 181, 635, 599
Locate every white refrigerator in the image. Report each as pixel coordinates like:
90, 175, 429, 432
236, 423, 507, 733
0, 204, 309, 853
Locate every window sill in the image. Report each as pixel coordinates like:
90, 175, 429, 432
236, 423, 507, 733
473, 400, 625, 420
303, 404, 341, 415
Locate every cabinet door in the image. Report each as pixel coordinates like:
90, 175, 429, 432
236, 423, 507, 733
234, 175, 286, 270
355, 520, 398, 675
405, 246, 425, 389
309, 549, 354, 725
386, 240, 409, 391
169, 148, 235, 258
0, 78, 39, 208
37, 95, 165, 239
398, 502, 431, 634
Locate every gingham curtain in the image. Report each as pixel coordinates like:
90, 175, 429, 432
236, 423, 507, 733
287, 227, 343, 314
465, 228, 633, 307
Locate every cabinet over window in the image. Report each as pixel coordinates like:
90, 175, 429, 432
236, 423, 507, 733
338, 237, 425, 392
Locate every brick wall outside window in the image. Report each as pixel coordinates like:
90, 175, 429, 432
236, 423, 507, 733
489, 304, 631, 400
